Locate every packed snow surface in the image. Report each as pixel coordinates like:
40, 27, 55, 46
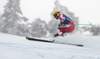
0, 33, 100, 59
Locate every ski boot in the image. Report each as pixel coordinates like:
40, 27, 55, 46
54, 33, 59, 37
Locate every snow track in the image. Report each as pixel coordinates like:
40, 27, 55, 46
0, 33, 100, 59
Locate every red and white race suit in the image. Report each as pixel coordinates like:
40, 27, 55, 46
57, 14, 75, 36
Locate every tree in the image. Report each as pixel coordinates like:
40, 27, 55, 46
81, 25, 100, 36
29, 18, 47, 37
0, 0, 28, 35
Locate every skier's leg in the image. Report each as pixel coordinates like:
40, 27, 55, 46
54, 27, 63, 37
63, 21, 75, 33
66, 21, 75, 33
57, 29, 63, 36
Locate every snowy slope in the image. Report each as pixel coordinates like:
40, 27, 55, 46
55, 32, 100, 49
0, 33, 100, 59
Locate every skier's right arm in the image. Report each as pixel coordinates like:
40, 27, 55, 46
58, 22, 62, 27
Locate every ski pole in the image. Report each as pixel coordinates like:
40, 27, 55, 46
74, 24, 96, 26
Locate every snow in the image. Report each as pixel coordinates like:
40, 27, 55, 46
0, 33, 100, 59
55, 32, 100, 49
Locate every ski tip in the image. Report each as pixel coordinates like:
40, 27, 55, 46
25, 37, 54, 43
26, 37, 29, 40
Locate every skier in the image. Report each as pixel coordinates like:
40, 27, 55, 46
53, 11, 75, 37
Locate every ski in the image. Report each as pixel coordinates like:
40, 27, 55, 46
26, 37, 54, 43
55, 42, 83, 47
26, 37, 83, 47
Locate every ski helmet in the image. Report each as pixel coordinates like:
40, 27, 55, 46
53, 11, 60, 19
